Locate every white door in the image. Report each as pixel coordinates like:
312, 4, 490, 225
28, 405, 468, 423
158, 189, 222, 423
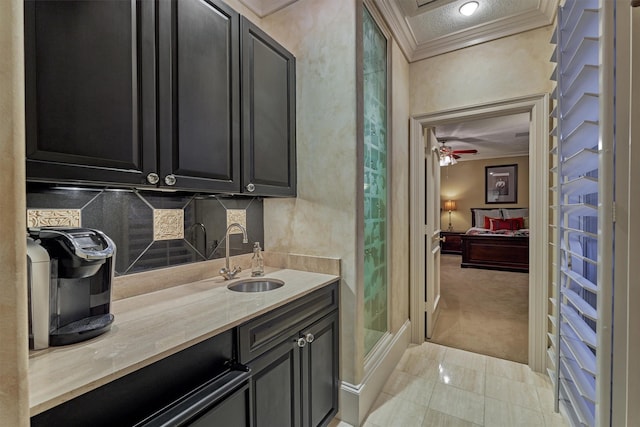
424, 128, 441, 338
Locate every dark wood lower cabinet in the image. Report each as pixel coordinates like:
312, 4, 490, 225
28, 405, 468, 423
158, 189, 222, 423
301, 312, 340, 427
31, 284, 338, 427
250, 339, 301, 427
248, 312, 339, 427
244, 282, 340, 427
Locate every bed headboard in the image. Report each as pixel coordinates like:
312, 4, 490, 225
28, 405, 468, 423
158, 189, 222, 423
470, 207, 529, 228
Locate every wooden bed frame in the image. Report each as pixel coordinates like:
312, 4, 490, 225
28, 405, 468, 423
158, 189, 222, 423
460, 208, 529, 273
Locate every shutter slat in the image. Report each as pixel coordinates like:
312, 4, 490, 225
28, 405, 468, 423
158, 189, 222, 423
561, 66, 599, 112
560, 147, 599, 177
561, 119, 599, 156
561, 323, 597, 375
561, 303, 597, 347
562, 288, 597, 321
558, 175, 598, 197
560, 367, 596, 426
559, 93, 599, 137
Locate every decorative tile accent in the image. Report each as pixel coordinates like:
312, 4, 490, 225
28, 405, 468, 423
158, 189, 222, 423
27, 209, 81, 228
153, 209, 184, 241
226, 209, 247, 234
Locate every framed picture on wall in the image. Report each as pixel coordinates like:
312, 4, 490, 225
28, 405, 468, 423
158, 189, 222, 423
485, 164, 518, 204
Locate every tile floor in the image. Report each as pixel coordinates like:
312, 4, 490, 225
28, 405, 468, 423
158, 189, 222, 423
332, 342, 568, 427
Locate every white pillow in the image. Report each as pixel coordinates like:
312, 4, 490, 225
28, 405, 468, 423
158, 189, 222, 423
502, 208, 529, 219
474, 209, 502, 228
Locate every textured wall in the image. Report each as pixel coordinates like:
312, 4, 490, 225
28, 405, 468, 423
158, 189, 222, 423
0, 0, 29, 425
390, 38, 410, 333
260, 0, 361, 383
410, 26, 555, 115
440, 156, 530, 231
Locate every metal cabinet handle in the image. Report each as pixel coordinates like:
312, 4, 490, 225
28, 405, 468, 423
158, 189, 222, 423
296, 337, 307, 348
146, 173, 160, 185
439, 236, 446, 242
164, 174, 177, 186
246, 183, 255, 192
305, 333, 315, 343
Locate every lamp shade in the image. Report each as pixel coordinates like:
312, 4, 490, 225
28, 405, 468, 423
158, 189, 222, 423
444, 200, 457, 211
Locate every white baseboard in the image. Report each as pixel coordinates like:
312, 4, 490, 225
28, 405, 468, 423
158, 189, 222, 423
338, 320, 411, 426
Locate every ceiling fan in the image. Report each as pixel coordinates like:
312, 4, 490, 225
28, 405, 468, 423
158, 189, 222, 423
437, 140, 477, 166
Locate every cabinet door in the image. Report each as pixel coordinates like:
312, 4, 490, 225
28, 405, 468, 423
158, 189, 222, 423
241, 17, 296, 197
249, 338, 301, 427
300, 313, 339, 427
25, 0, 157, 186
157, 0, 240, 192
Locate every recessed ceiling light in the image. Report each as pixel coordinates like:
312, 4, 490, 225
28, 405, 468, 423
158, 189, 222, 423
459, 1, 479, 16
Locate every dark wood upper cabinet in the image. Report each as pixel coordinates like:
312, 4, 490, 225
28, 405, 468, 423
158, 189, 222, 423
157, 0, 240, 192
241, 17, 296, 196
25, 0, 157, 186
25, 0, 295, 196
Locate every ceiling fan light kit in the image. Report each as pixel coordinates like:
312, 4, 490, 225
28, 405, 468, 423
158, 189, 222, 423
437, 140, 477, 166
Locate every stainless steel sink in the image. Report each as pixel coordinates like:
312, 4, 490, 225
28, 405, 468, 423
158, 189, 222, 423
227, 278, 285, 293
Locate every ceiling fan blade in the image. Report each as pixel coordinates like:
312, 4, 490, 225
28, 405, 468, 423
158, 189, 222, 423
452, 154, 461, 159
452, 149, 478, 154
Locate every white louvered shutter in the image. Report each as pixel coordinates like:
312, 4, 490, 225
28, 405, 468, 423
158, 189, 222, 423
549, 0, 614, 426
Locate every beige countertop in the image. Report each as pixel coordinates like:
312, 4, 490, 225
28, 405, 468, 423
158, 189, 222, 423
28, 267, 339, 416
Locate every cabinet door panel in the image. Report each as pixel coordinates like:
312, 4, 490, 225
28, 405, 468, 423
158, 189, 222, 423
25, 0, 156, 185
158, 0, 240, 192
242, 17, 296, 196
301, 313, 339, 427
250, 339, 301, 427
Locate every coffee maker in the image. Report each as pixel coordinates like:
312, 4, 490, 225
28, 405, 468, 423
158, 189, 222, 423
27, 227, 116, 349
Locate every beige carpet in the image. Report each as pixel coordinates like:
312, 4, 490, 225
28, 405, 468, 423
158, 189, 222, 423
428, 254, 529, 364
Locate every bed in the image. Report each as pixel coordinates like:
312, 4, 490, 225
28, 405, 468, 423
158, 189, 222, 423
460, 207, 529, 273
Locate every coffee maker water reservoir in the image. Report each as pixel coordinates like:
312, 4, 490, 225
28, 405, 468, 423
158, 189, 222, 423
27, 228, 116, 349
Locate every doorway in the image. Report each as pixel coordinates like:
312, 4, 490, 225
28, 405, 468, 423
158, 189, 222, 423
432, 114, 530, 364
409, 94, 550, 373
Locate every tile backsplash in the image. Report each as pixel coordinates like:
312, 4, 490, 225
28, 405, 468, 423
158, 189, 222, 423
26, 184, 264, 276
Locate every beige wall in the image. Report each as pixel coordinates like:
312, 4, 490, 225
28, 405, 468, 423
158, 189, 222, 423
440, 156, 529, 231
410, 26, 555, 115
0, 0, 29, 425
262, 0, 412, 387
390, 38, 410, 332
261, 0, 361, 384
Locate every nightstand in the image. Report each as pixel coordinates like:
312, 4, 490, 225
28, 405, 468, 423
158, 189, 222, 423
440, 231, 463, 255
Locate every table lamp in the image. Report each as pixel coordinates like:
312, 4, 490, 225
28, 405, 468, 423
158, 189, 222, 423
444, 200, 457, 231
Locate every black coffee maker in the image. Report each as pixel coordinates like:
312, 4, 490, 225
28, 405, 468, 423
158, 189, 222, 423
27, 227, 116, 348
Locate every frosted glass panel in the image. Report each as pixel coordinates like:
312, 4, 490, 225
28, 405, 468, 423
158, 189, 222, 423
363, 7, 388, 355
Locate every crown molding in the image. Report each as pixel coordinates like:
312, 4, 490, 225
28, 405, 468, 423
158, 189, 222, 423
410, 9, 554, 61
375, 0, 558, 63
373, 0, 418, 62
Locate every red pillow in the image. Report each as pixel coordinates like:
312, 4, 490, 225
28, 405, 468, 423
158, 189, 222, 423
489, 218, 513, 231
483, 216, 501, 229
509, 217, 525, 230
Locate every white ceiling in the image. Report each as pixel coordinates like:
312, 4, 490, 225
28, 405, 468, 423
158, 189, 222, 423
240, 0, 555, 159
435, 113, 530, 161
373, 0, 559, 61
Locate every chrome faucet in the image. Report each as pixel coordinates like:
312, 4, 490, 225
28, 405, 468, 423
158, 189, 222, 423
219, 223, 248, 280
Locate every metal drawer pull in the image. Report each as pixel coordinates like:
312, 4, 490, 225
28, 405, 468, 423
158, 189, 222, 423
164, 174, 177, 186
146, 173, 160, 185
296, 337, 307, 348
246, 183, 255, 192
305, 333, 315, 343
